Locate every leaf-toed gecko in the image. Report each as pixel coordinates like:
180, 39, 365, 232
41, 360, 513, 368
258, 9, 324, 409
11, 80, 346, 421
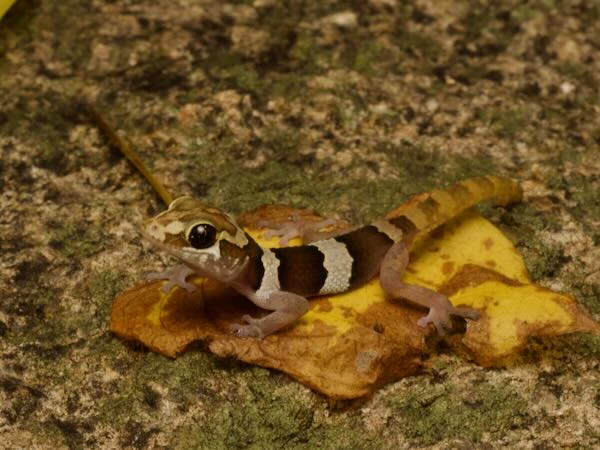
142, 175, 522, 339
86, 108, 521, 339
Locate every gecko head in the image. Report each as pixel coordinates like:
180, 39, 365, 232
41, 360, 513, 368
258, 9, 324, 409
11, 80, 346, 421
142, 196, 249, 282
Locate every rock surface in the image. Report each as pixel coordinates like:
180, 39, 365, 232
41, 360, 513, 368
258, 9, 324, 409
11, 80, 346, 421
1, 1, 599, 448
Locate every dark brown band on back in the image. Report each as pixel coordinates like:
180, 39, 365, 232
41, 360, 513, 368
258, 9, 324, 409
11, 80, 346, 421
272, 246, 327, 296
388, 215, 418, 241
335, 225, 393, 288
239, 234, 265, 291
477, 176, 496, 191
445, 183, 472, 203
416, 196, 441, 221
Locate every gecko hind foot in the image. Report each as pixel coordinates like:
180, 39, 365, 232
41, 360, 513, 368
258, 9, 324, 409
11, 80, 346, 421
258, 215, 342, 245
147, 264, 197, 293
417, 305, 480, 335
230, 314, 264, 339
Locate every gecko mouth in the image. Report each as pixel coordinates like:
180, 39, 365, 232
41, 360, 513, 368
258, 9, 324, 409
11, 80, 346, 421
140, 227, 248, 283
140, 226, 206, 268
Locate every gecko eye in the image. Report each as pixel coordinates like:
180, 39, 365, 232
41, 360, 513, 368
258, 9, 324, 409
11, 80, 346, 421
187, 223, 217, 249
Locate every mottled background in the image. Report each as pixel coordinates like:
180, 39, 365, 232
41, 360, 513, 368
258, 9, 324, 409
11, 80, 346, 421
1, 0, 599, 448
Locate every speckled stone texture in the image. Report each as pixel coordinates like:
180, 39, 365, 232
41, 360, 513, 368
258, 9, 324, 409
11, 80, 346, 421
0, 1, 599, 448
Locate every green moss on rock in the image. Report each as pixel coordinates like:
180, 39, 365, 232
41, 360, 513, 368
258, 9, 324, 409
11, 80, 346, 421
49, 222, 104, 259
389, 382, 531, 445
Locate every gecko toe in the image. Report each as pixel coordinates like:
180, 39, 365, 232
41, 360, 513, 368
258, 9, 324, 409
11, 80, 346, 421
418, 305, 480, 335
230, 322, 263, 339
148, 264, 197, 293
417, 306, 455, 335
454, 307, 480, 321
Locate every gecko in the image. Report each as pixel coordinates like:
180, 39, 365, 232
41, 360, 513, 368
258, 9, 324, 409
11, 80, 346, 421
142, 175, 522, 339
87, 103, 521, 339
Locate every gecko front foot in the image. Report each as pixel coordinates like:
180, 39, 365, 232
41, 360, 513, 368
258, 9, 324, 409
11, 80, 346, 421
147, 264, 197, 293
230, 314, 264, 339
417, 304, 480, 335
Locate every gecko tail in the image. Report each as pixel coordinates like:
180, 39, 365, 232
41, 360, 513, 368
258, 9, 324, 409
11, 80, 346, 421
400, 175, 522, 237
487, 175, 523, 206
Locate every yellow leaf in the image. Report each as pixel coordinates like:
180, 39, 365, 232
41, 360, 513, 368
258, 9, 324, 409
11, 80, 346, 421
403, 210, 529, 289
404, 209, 600, 365
0, 0, 16, 21
110, 202, 600, 398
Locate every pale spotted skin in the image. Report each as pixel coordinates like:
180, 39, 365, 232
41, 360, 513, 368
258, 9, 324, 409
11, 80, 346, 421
143, 176, 522, 338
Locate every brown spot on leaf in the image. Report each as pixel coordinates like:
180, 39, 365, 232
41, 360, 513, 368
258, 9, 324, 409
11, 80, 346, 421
313, 298, 333, 312
340, 306, 355, 318
440, 264, 522, 297
442, 261, 454, 275
373, 323, 385, 334
483, 237, 494, 249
